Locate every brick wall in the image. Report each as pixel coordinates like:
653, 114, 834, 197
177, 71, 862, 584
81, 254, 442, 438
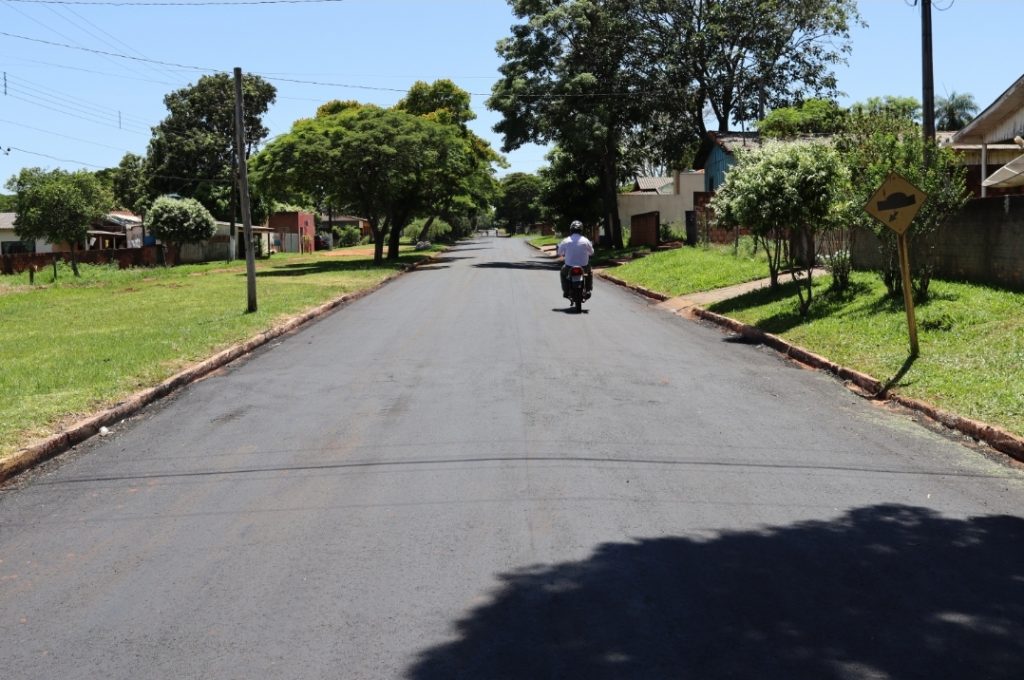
851, 195, 1024, 290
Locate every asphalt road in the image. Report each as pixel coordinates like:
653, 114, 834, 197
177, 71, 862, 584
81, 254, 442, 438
3, 235, 1024, 679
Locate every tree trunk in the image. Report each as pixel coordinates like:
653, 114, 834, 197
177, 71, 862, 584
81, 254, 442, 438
416, 215, 437, 243
370, 221, 384, 264
602, 143, 622, 249
387, 217, 403, 260
70, 241, 81, 277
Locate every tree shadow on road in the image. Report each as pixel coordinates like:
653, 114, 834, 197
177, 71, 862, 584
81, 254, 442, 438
472, 261, 559, 271
406, 504, 1024, 680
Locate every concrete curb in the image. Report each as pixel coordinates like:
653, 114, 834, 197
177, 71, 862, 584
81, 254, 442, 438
0, 251, 444, 485
599, 270, 1024, 463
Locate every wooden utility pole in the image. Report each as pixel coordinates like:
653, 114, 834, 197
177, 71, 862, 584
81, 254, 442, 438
921, 0, 935, 166
233, 67, 257, 313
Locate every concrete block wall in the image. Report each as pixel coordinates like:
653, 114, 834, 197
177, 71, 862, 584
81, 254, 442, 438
851, 195, 1024, 290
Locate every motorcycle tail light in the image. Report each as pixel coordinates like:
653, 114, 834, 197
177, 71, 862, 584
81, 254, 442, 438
570, 267, 584, 275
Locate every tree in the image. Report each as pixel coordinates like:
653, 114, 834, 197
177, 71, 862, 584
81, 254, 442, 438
757, 98, 846, 138
652, 0, 859, 133
834, 101, 969, 300
252, 105, 451, 264
0, 192, 17, 212
106, 152, 148, 214
144, 195, 216, 264
711, 141, 851, 315
494, 172, 543, 233
537, 146, 605, 233
935, 91, 979, 131
144, 73, 276, 220
396, 80, 503, 243
5, 167, 111, 276
488, 0, 657, 249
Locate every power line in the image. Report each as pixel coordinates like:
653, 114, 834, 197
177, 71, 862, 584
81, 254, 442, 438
1, 30, 672, 101
0, 30, 218, 72
0, 116, 137, 151
5, 0, 347, 5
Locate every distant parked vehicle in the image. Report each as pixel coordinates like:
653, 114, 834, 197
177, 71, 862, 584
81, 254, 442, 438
314, 232, 333, 251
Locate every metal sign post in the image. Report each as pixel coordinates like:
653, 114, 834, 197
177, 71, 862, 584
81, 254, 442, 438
864, 172, 927, 356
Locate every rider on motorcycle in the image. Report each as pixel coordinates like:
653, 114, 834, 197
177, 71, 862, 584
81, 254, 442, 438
557, 220, 594, 299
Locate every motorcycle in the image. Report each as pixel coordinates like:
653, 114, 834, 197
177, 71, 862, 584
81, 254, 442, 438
567, 265, 589, 313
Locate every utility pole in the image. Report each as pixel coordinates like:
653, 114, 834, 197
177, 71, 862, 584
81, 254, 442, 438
921, 0, 935, 167
233, 67, 257, 313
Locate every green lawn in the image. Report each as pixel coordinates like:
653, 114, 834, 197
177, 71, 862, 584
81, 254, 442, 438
708, 272, 1024, 438
0, 246, 438, 459
607, 241, 770, 296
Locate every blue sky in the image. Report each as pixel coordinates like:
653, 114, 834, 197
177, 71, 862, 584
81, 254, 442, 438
1, 0, 1021, 196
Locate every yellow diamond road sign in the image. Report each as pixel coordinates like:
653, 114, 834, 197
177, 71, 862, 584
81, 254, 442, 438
865, 172, 926, 235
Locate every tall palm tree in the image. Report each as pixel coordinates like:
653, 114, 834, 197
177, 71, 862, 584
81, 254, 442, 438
935, 91, 980, 131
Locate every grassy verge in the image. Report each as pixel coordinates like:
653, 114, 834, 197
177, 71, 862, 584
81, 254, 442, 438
708, 271, 1024, 438
0, 245, 439, 459
606, 240, 770, 296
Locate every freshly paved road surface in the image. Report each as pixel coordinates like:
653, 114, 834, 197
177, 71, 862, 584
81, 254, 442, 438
2, 236, 1024, 679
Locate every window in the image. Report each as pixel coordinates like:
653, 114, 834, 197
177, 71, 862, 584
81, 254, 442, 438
1, 240, 35, 255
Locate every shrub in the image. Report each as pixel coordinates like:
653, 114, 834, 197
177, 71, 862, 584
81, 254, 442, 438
332, 225, 361, 247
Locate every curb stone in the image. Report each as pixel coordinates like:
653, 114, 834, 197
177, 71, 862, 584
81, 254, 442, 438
0, 249, 447, 485
599, 270, 1024, 464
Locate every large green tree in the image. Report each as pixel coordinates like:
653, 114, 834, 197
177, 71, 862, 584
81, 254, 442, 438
396, 80, 503, 242
494, 172, 543, 233
5, 167, 112, 276
488, 0, 655, 249
647, 0, 860, 135
253, 104, 455, 263
144, 73, 276, 221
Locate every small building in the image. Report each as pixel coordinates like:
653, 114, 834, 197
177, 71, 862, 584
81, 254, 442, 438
269, 211, 316, 253
950, 72, 1024, 198
616, 170, 706, 241
320, 214, 372, 238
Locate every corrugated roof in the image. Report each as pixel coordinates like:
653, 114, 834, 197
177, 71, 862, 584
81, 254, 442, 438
634, 176, 673, 192
0, 212, 15, 230
953, 73, 1024, 145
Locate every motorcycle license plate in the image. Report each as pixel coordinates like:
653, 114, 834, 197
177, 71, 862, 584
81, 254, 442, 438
571, 275, 583, 282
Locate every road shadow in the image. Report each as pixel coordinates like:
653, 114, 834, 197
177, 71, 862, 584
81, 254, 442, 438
406, 504, 1024, 679
253, 255, 467, 277
473, 260, 559, 271
551, 307, 589, 314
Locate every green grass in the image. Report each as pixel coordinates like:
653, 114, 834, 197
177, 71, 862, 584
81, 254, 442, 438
0, 245, 439, 459
529, 235, 561, 248
608, 240, 770, 296
708, 272, 1024, 438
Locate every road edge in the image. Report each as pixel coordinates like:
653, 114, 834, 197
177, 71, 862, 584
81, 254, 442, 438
0, 250, 445, 485
598, 270, 1024, 464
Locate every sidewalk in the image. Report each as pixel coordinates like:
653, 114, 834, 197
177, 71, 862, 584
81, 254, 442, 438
652, 269, 828, 319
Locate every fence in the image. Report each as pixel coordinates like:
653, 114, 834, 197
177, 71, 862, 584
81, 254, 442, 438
1, 246, 167, 276
851, 195, 1024, 290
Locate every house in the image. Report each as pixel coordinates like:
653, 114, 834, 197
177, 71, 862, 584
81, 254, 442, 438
178, 221, 276, 264
85, 211, 144, 251
320, 214, 372, 238
1, 211, 145, 254
0, 212, 49, 255
950, 72, 1024, 198
616, 170, 706, 244
269, 211, 316, 253
692, 132, 763, 194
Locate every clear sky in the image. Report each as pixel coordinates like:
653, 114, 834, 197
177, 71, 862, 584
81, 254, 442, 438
1, 0, 1021, 196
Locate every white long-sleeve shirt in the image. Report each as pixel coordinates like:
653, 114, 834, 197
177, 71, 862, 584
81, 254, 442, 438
557, 234, 594, 267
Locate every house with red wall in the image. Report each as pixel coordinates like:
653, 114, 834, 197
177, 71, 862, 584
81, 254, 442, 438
268, 211, 316, 253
